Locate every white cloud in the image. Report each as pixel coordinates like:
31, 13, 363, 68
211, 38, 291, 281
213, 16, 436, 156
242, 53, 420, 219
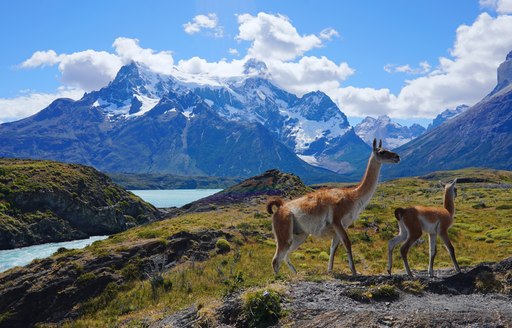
480, 0, 512, 14
113, 37, 174, 74
183, 13, 223, 37
10, 11, 512, 124
0, 87, 84, 123
21, 50, 63, 68
269, 56, 354, 96
236, 12, 323, 61
177, 56, 245, 77
228, 48, 239, 56
319, 28, 339, 41
19, 38, 174, 91
334, 12, 512, 118
384, 61, 431, 74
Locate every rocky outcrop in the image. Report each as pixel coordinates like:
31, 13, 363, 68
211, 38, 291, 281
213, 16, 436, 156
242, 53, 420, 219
159, 257, 512, 327
170, 169, 313, 215
0, 229, 229, 327
0, 158, 161, 249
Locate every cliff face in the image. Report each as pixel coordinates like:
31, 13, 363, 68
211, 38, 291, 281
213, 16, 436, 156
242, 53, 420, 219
0, 158, 161, 249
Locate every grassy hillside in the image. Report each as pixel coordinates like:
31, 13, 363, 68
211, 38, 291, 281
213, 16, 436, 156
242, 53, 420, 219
1, 168, 511, 326
0, 158, 161, 249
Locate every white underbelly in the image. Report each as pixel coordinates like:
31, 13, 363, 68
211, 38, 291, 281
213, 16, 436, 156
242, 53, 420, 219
291, 207, 334, 236
419, 216, 440, 234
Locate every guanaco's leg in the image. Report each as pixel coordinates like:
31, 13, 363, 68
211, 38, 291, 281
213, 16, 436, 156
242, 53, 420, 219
387, 220, 407, 275
440, 230, 461, 273
332, 221, 356, 275
328, 235, 340, 272
428, 233, 437, 277
400, 229, 422, 277
284, 233, 308, 274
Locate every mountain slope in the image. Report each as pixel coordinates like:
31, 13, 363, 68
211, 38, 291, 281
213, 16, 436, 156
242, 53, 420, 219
384, 52, 512, 178
0, 60, 369, 182
426, 105, 469, 131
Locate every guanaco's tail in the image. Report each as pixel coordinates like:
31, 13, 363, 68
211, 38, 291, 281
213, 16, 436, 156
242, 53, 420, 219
267, 197, 284, 214
394, 208, 404, 221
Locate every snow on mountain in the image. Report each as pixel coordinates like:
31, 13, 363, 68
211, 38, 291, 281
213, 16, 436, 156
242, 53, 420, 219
355, 115, 425, 149
49, 59, 369, 175
427, 105, 469, 131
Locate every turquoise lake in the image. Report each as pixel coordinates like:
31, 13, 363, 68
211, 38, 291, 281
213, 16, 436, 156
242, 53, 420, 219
129, 189, 222, 208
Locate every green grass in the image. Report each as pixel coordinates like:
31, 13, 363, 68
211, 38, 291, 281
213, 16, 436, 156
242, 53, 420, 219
26, 168, 512, 326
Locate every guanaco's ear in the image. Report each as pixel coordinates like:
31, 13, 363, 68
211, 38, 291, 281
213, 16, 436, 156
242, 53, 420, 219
378, 139, 382, 148
372, 138, 377, 150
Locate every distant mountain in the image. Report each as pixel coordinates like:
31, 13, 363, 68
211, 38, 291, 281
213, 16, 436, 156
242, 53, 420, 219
427, 105, 469, 131
0, 60, 369, 183
384, 51, 512, 178
355, 115, 426, 149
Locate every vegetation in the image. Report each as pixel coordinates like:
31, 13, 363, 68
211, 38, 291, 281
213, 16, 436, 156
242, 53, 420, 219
2, 167, 511, 326
346, 284, 399, 302
242, 288, 283, 327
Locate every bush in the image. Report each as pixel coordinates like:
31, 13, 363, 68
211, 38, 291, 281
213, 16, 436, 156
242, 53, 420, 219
401, 280, 425, 295
216, 238, 231, 254
243, 289, 282, 327
346, 284, 399, 302
318, 251, 330, 261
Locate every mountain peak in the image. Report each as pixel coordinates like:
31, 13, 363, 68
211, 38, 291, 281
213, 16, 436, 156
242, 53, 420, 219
243, 58, 269, 77
355, 115, 425, 149
489, 49, 512, 97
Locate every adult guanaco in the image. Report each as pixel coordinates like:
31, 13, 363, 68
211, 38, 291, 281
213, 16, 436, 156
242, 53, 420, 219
267, 139, 400, 275
387, 179, 461, 277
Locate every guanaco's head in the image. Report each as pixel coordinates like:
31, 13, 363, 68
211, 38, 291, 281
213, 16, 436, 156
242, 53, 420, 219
445, 178, 458, 198
372, 138, 400, 164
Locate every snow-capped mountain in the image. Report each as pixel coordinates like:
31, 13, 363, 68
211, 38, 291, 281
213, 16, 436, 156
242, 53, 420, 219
89, 60, 369, 174
355, 115, 426, 149
427, 105, 469, 131
0, 60, 370, 182
384, 51, 512, 178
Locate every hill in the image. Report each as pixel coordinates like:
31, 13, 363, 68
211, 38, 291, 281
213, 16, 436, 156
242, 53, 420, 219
0, 158, 161, 250
0, 168, 510, 326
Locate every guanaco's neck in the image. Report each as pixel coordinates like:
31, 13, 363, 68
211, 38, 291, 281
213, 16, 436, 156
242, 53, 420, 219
444, 189, 455, 217
353, 153, 382, 199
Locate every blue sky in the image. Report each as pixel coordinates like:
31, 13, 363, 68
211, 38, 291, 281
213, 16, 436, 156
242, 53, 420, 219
1, 0, 511, 126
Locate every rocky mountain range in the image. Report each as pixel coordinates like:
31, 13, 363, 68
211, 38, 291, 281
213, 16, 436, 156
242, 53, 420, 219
355, 115, 426, 149
426, 104, 469, 131
0, 60, 370, 183
384, 51, 512, 177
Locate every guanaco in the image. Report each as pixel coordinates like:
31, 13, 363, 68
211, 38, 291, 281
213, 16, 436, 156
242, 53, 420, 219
387, 179, 461, 277
267, 139, 400, 275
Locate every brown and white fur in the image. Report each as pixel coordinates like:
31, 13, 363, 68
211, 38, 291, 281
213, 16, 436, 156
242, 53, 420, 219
387, 179, 461, 277
267, 139, 400, 275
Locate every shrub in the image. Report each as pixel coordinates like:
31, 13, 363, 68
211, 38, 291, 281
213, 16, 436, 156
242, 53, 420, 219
216, 238, 231, 254
346, 284, 399, 302
401, 280, 425, 295
243, 289, 282, 327
318, 251, 330, 261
